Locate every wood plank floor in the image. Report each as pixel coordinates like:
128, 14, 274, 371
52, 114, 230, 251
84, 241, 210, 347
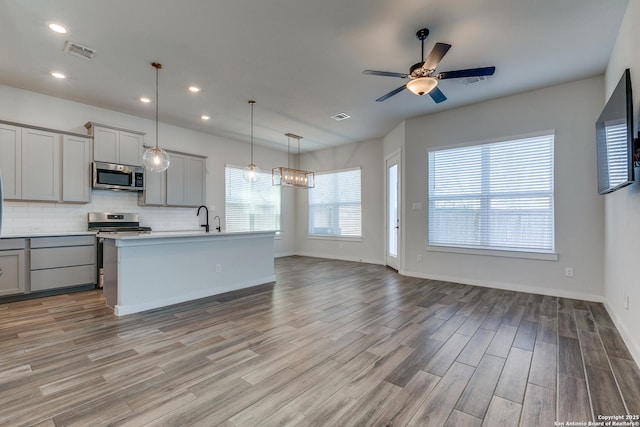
0, 256, 639, 426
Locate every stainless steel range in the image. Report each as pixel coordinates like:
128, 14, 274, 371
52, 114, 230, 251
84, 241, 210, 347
88, 212, 152, 287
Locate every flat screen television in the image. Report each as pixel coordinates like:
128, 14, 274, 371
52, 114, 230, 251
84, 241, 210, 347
595, 68, 635, 194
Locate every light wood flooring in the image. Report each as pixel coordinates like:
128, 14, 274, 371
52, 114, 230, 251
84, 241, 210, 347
1, 256, 639, 426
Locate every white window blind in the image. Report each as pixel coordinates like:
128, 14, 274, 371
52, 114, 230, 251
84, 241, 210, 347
605, 122, 629, 188
308, 168, 361, 237
225, 165, 280, 233
428, 133, 554, 253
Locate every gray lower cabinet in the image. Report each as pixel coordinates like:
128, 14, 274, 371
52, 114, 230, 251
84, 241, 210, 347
0, 239, 26, 297
29, 235, 96, 292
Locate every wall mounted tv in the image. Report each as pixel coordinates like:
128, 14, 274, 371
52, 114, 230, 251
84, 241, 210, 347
595, 68, 635, 195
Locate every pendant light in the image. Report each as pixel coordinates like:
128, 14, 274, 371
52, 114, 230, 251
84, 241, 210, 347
142, 62, 170, 173
272, 133, 315, 189
243, 100, 261, 183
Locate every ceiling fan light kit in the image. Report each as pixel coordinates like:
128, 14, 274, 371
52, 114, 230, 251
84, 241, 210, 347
406, 76, 438, 96
363, 27, 496, 103
272, 133, 315, 189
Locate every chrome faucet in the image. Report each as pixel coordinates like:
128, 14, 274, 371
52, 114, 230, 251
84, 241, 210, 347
213, 215, 221, 233
197, 205, 209, 233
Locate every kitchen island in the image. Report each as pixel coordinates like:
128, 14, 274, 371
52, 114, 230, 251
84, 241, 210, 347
102, 231, 275, 316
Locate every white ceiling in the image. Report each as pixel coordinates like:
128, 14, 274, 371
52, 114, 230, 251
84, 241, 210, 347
0, 0, 629, 152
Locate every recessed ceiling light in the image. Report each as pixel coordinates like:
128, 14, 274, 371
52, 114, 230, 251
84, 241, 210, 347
188, 86, 201, 93
201, 115, 210, 120
48, 23, 68, 34
50, 71, 66, 79
140, 97, 151, 103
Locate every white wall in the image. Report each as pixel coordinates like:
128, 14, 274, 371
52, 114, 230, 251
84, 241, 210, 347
603, 0, 640, 364
296, 139, 384, 264
401, 77, 605, 301
0, 84, 296, 256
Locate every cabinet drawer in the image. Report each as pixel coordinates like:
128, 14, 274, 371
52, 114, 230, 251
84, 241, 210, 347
30, 265, 96, 291
31, 245, 96, 270
0, 250, 27, 296
31, 235, 96, 248
0, 238, 26, 251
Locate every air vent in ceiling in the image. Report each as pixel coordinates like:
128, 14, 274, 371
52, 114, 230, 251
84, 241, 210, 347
63, 41, 96, 60
330, 112, 351, 121
461, 75, 490, 85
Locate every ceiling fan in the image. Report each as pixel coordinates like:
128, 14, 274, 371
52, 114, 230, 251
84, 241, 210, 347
363, 28, 496, 103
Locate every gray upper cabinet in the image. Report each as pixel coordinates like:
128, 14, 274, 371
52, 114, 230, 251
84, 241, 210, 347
0, 121, 91, 203
62, 135, 91, 203
0, 123, 22, 200
86, 122, 144, 166
21, 128, 61, 202
185, 156, 206, 206
140, 164, 166, 206
140, 150, 206, 207
166, 154, 186, 206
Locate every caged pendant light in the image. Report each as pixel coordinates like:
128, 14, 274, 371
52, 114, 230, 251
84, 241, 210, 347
243, 100, 261, 183
272, 133, 315, 189
142, 62, 170, 172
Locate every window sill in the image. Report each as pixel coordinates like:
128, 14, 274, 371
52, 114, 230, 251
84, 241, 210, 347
427, 244, 558, 261
307, 235, 363, 242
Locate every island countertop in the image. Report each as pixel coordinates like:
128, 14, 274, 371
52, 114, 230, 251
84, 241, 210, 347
101, 230, 274, 242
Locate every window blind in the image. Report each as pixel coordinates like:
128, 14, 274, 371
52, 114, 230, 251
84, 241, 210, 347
308, 168, 361, 237
225, 165, 281, 233
605, 122, 629, 188
428, 133, 554, 253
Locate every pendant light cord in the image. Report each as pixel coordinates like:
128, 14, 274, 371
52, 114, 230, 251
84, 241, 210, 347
152, 62, 162, 150
249, 100, 255, 164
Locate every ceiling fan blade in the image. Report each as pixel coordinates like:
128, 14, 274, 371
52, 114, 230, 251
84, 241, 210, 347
437, 66, 496, 80
429, 86, 447, 103
375, 85, 407, 102
422, 43, 452, 71
363, 70, 409, 78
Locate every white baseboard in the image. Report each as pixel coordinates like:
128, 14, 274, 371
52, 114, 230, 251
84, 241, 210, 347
603, 301, 640, 369
275, 251, 297, 258
399, 269, 605, 303
294, 251, 384, 266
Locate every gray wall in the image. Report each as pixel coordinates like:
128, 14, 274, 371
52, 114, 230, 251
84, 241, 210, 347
603, 0, 640, 364
297, 139, 385, 264
398, 76, 605, 301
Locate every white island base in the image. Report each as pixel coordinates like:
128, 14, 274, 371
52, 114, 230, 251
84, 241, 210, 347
102, 231, 275, 316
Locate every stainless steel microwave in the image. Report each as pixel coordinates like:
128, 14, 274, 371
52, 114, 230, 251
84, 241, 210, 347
92, 161, 145, 191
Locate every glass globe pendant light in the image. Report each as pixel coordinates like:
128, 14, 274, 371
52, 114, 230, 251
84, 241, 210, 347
142, 62, 170, 173
243, 100, 261, 183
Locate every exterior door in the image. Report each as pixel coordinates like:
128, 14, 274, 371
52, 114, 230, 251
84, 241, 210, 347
386, 151, 401, 270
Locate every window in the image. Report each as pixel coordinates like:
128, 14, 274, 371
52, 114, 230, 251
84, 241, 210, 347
225, 165, 280, 233
428, 133, 554, 253
308, 168, 361, 238
604, 121, 629, 188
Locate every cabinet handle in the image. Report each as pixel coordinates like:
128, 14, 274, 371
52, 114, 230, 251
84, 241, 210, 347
0, 268, 3, 277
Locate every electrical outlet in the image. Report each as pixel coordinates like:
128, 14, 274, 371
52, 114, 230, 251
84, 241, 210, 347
564, 267, 574, 278
215, 264, 222, 273
417, 254, 423, 262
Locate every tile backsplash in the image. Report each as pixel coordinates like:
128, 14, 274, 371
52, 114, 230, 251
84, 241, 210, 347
2, 190, 201, 234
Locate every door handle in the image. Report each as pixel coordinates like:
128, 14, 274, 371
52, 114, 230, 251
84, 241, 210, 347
0, 268, 3, 277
